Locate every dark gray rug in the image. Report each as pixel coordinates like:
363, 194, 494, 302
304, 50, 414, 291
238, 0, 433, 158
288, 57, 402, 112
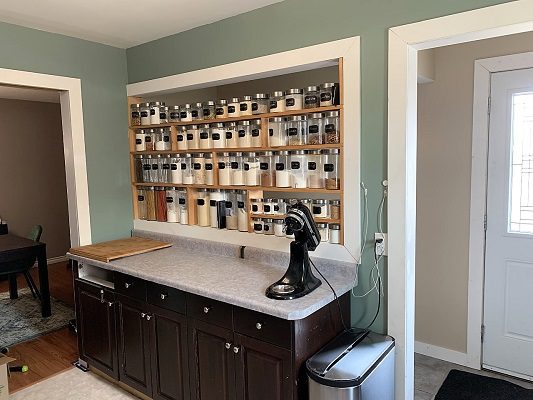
0, 288, 74, 348
436, 369, 533, 400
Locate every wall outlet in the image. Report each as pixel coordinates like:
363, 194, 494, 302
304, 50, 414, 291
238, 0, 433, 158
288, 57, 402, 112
374, 233, 388, 257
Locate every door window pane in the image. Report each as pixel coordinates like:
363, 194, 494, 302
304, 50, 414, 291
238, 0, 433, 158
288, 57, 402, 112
509, 93, 533, 234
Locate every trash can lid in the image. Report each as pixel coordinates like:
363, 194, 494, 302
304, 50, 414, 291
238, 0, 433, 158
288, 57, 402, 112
306, 329, 394, 388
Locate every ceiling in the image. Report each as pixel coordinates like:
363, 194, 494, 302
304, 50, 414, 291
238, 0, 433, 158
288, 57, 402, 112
0, 85, 59, 103
0, 0, 284, 48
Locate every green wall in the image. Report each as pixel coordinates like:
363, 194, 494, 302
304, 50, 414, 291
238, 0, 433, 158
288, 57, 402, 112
126, 0, 511, 332
0, 21, 132, 243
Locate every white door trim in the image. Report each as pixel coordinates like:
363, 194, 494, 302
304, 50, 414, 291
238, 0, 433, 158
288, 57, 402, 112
0, 68, 92, 246
388, 2, 533, 399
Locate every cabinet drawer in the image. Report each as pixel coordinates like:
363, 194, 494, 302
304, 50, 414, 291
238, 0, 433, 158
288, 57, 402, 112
234, 307, 292, 349
75, 278, 116, 303
147, 282, 186, 314
115, 272, 147, 301
187, 294, 233, 329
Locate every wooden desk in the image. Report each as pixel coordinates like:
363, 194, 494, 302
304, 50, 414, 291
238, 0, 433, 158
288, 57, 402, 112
0, 234, 50, 317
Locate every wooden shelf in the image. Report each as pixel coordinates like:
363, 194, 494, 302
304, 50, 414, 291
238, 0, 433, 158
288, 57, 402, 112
129, 105, 342, 129
250, 213, 340, 224
131, 143, 341, 155
133, 182, 341, 193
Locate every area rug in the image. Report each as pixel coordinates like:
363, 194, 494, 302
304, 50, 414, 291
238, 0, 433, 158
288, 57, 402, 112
0, 288, 74, 348
435, 369, 533, 400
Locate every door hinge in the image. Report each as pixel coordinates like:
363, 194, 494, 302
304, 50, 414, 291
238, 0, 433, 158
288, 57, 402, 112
481, 325, 486, 343
484, 215, 487, 231
488, 97, 491, 114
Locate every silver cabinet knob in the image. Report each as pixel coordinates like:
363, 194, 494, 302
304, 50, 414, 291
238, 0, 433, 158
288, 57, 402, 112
225, 342, 232, 349
146, 315, 152, 321
141, 312, 146, 318
203, 306, 211, 314
160, 293, 167, 300
256, 323, 262, 330
233, 346, 240, 354
125, 283, 132, 289
107, 302, 114, 307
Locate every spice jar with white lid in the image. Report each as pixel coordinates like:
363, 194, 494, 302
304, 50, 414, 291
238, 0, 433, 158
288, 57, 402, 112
216, 100, 228, 119
270, 91, 286, 113
240, 95, 253, 116
324, 149, 340, 190
180, 104, 193, 122
192, 102, 202, 121
181, 154, 193, 184
169, 105, 181, 122
131, 104, 141, 126
140, 103, 151, 125
252, 94, 269, 115
304, 86, 320, 109
307, 113, 324, 145
178, 191, 188, 224
330, 200, 341, 220
150, 101, 165, 125
237, 121, 252, 148
209, 189, 225, 228
228, 97, 240, 117
203, 101, 216, 120
137, 188, 147, 220
312, 199, 329, 218
259, 151, 275, 187
275, 151, 291, 188
244, 152, 260, 186
324, 111, 340, 144
250, 198, 263, 214
205, 153, 214, 185
253, 218, 264, 234
320, 82, 339, 106
230, 152, 244, 185
329, 223, 341, 244
193, 153, 206, 185
196, 189, 210, 227
274, 219, 285, 237
263, 218, 274, 235
290, 150, 308, 188
135, 129, 146, 151
186, 125, 200, 149
166, 188, 179, 223
237, 191, 248, 232
268, 117, 287, 147
159, 106, 169, 123
170, 155, 182, 184
286, 115, 308, 146
199, 124, 212, 149
307, 150, 324, 188
285, 88, 303, 111
225, 122, 238, 148
218, 152, 231, 186
211, 122, 226, 149
145, 129, 154, 150
177, 126, 188, 150
317, 223, 329, 242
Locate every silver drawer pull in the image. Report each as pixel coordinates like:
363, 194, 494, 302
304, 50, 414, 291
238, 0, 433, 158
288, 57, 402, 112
141, 312, 146, 318
107, 302, 114, 307
225, 342, 232, 350
203, 306, 211, 314
256, 323, 262, 330
100, 289, 105, 303
233, 346, 240, 354
160, 293, 167, 300
125, 283, 132, 289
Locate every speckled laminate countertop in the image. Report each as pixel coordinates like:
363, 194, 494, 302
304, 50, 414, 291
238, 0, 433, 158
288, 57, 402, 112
68, 237, 357, 320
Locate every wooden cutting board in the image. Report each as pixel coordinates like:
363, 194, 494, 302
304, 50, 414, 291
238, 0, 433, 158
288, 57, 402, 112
69, 237, 171, 262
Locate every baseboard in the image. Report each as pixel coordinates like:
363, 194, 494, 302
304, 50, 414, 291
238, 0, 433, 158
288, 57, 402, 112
47, 255, 68, 264
415, 341, 469, 367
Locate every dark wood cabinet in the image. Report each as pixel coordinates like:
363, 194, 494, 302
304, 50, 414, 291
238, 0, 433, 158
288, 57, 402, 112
75, 279, 118, 379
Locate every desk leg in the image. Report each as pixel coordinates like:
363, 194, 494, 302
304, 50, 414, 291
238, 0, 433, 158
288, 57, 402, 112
8, 275, 18, 299
37, 246, 51, 317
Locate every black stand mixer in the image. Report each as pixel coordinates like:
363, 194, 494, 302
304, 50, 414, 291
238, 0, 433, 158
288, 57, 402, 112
266, 202, 322, 300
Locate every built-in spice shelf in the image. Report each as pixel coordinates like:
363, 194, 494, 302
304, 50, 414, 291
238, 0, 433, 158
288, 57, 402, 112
133, 182, 341, 194
250, 213, 340, 224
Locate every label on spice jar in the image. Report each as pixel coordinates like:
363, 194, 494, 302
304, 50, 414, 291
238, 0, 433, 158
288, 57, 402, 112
191, 110, 198, 118
252, 205, 259, 212
160, 112, 167, 119
324, 163, 335, 172
252, 103, 258, 111
218, 162, 226, 169
269, 128, 273, 136
163, 163, 170, 170
170, 112, 179, 120
193, 163, 202, 170
321, 92, 332, 102
308, 162, 317, 170
143, 164, 151, 171
264, 225, 270, 232
145, 136, 152, 142
212, 133, 220, 140
238, 130, 245, 138
238, 201, 245, 208
226, 201, 232, 208
264, 205, 271, 213
270, 100, 277, 109
260, 163, 269, 170
177, 134, 184, 142
312, 206, 322, 215
210, 200, 217, 207
132, 111, 140, 118
136, 138, 142, 145
203, 108, 210, 117
151, 164, 158, 170
197, 199, 205, 206
171, 164, 178, 170
138, 195, 145, 201
287, 127, 298, 136
200, 131, 209, 140
180, 111, 187, 119
244, 163, 252, 171
150, 109, 156, 115
325, 124, 336, 133
166, 197, 174, 203
274, 205, 280, 212
228, 105, 236, 113
251, 129, 260, 137
286, 98, 295, 107
240, 103, 248, 112
226, 131, 233, 139
179, 198, 186, 205
181, 163, 187, 170
305, 95, 318, 105
141, 111, 149, 118
254, 223, 263, 231
291, 161, 301, 169
309, 125, 319, 134
206, 163, 213, 170
216, 107, 225, 115
231, 162, 239, 169
186, 133, 193, 141
164, 136, 170, 142
275, 163, 285, 171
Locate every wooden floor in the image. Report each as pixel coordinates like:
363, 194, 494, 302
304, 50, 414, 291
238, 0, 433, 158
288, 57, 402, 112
0, 261, 78, 393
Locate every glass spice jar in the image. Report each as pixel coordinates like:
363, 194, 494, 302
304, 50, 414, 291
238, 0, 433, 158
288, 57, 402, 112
150, 155, 160, 183
159, 106, 169, 123
250, 199, 263, 215
237, 121, 252, 148
170, 155, 182, 184
304, 86, 320, 109
135, 129, 146, 151
181, 153, 194, 184
225, 122, 238, 148
177, 126, 188, 150
274, 219, 285, 237
330, 200, 341, 220
270, 91, 286, 113
286, 115, 308, 146
263, 218, 274, 235
216, 99, 228, 119
259, 151, 275, 187
307, 150, 324, 188
252, 93, 269, 115
211, 122, 226, 149
155, 187, 167, 222
317, 223, 329, 242
228, 97, 240, 117
324, 111, 340, 144
145, 186, 156, 221
199, 124, 213, 149
319, 82, 339, 106
307, 113, 324, 145
150, 101, 165, 125
186, 125, 200, 149
251, 119, 262, 147
178, 191, 188, 225
193, 153, 206, 185
324, 149, 340, 190
312, 199, 329, 218
140, 102, 151, 125
218, 152, 232, 186
192, 102, 203, 121
196, 189, 210, 227
263, 198, 274, 214
205, 153, 214, 185
244, 152, 260, 186
275, 151, 291, 188
142, 155, 152, 183
169, 105, 181, 122
240, 95, 253, 116
230, 152, 244, 186
137, 187, 147, 220
155, 128, 171, 151
166, 187, 179, 223
161, 156, 171, 183
237, 191, 248, 232
209, 189, 225, 228
131, 104, 141, 126
203, 101, 216, 120
268, 117, 287, 147
285, 88, 303, 111
290, 150, 308, 188
145, 129, 155, 150
253, 218, 264, 234
225, 191, 238, 230
329, 223, 341, 244
134, 155, 143, 182
180, 104, 193, 122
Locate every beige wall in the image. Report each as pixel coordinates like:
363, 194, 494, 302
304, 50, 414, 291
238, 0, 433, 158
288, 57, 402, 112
416, 31, 533, 354
0, 98, 70, 258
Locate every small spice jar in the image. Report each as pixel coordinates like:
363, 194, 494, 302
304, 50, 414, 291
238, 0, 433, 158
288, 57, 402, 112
268, 117, 287, 147
135, 129, 146, 151
134, 155, 143, 182
285, 88, 303, 111
181, 154, 194, 184
137, 187, 147, 220
307, 150, 324, 188
193, 153, 206, 185
312, 199, 329, 218
320, 82, 339, 106
170, 155, 182, 184
177, 126, 188, 150
251, 119, 262, 147
329, 223, 341, 244
155, 187, 167, 222
330, 200, 341, 220
270, 91, 286, 113
209, 189, 225, 228
230, 152, 244, 186
290, 150, 308, 188
228, 97, 241, 117
274, 151, 291, 188
140, 103, 151, 125
259, 151, 275, 187
324, 111, 340, 144
199, 124, 212, 149
196, 189, 210, 227
286, 115, 308, 146
218, 152, 232, 186
317, 223, 329, 242
237, 121, 252, 148
150, 101, 165, 125
155, 128, 171, 151
145, 129, 155, 151
178, 191, 188, 225
192, 102, 202, 121
240, 95, 253, 116
186, 125, 200, 149
253, 218, 264, 234
237, 191, 248, 232
324, 149, 340, 190
166, 188, 179, 223
225, 122, 238, 148
145, 186, 156, 221
169, 105, 181, 122
211, 122, 226, 149
203, 101, 216, 120
205, 153, 214, 185
161, 156, 171, 183
216, 100, 228, 119
274, 219, 285, 237
263, 218, 274, 235
142, 155, 152, 183
301, 198, 313, 214
272, 198, 286, 215
252, 93, 269, 115
130, 104, 142, 126
307, 113, 324, 145
150, 155, 160, 183
159, 106, 169, 123
225, 191, 239, 230
180, 104, 193, 122
244, 152, 260, 186
304, 86, 320, 109
263, 198, 275, 214
250, 198, 263, 214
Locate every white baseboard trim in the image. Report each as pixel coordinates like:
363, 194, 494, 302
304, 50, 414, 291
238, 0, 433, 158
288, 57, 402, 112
415, 341, 469, 367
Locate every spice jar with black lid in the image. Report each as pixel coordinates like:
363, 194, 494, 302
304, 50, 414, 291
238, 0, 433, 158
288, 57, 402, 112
304, 86, 320, 109
270, 91, 286, 113
285, 88, 303, 111
203, 100, 216, 120
131, 104, 141, 126
320, 82, 339, 106
252, 94, 269, 115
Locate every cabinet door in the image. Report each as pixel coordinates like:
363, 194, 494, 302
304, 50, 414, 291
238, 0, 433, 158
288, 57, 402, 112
150, 305, 190, 400
117, 295, 152, 396
189, 319, 236, 400
234, 333, 293, 400
76, 280, 118, 379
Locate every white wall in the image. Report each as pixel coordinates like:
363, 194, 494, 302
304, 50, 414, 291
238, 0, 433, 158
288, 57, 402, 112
416, 31, 533, 354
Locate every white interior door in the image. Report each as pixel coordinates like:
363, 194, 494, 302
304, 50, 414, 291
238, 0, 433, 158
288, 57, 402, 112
483, 68, 533, 380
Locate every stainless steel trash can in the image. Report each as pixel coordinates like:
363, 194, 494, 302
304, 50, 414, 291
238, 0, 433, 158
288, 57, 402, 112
306, 329, 395, 400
